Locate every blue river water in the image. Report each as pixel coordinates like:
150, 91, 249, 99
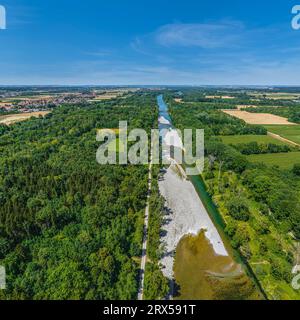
157, 94, 172, 132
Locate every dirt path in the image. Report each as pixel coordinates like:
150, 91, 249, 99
267, 131, 300, 147
137, 154, 152, 300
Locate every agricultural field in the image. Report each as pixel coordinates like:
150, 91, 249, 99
222, 110, 296, 125
221, 134, 300, 169
92, 94, 121, 101
4, 95, 54, 101
91, 88, 139, 101
0, 111, 50, 125
237, 105, 286, 110
250, 92, 300, 100
247, 152, 300, 169
265, 125, 300, 145
0, 101, 13, 107
220, 135, 289, 146
205, 95, 235, 99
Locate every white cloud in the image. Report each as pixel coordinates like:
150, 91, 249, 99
2, 19, 300, 85
155, 21, 243, 48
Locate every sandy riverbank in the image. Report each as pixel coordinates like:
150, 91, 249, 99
158, 167, 228, 280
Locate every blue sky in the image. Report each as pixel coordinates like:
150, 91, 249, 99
0, 0, 300, 85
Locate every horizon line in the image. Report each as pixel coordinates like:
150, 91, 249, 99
1, 84, 300, 88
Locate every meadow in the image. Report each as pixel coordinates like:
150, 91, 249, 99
220, 135, 289, 146
250, 92, 300, 100
264, 125, 300, 145
247, 152, 300, 169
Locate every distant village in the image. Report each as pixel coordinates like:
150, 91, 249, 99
0, 92, 99, 114
0, 87, 139, 116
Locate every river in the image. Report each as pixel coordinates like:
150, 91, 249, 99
157, 94, 264, 300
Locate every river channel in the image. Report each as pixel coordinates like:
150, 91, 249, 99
157, 94, 264, 300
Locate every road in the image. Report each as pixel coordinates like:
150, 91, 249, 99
137, 154, 152, 300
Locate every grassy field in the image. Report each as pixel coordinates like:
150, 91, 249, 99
221, 135, 289, 146
264, 125, 300, 145
247, 152, 300, 169
251, 92, 300, 100
221, 134, 300, 169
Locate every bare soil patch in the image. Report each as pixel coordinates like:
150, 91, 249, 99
206, 95, 235, 99
0, 111, 50, 125
222, 110, 296, 125
236, 105, 286, 110
174, 98, 183, 103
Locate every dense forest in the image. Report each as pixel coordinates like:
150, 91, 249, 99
0, 93, 159, 299
167, 92, 300, 299
2, 88, 300, 300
